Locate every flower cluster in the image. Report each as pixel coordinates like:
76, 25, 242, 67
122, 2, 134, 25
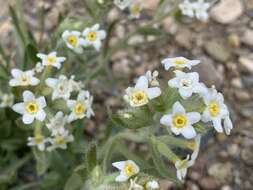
10, 51, 94, 151
112, 160, 160, 190
114, 0, 144, 19
120, 56, 233, 181
62, 24, 106, 53
179, 0, 210, 21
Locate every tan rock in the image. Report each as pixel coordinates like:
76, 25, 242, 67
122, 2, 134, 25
210, 0, 244, 24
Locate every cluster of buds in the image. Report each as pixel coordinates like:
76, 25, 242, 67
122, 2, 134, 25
10, 51, 94, 152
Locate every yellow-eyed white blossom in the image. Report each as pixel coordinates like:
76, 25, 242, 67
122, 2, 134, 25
160, 101, 201, 139
37, 52, 66, 69
82, 24, 106, 51
9, 69, 40, 87
124, 75, 161, 107
112, 160, 140, 182
62, 30, 85, 53
12, 91, 47, 124
67, 90, 94, 122
161, 57, 200, 70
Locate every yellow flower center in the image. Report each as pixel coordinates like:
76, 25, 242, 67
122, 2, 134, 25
208, 101, 220, 117
74, 102, 86, 115
25, 102, 39, 114
87, 31, 97, 42
174, 59, 186, 65
55, 135, 65, 145
131, 90, 148, 106
131, 4, 141, 15
20, 75, 29, 85
67, 35, 78, 47
34, 135, 44, 144
173, 115, 187, 128
124, 164, 135, 177
47, 56, 56, 65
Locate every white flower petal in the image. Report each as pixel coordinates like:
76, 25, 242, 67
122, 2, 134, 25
135, 76, 148, 90
11, 69, 23, 77
179, 88, 193, 99
145, 87, 161, 99
187, 112, 201, 124
22, 114, 35, 124
35, 110, 46, 121
160, 115, 172, 126
30, 77, 40, 86
112, 161, 126, 170
37, 97, 46, 108
23, 91, 35, 102
9, 79, 20, 86
172, 101, 185, 115
213, 117, 223, 133
12, 103, 25, 114
45, 78, 57, 88
115, 173, 128, 182
181, 125, 196, 139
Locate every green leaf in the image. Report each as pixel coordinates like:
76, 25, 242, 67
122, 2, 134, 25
150, 86, 180, 112
193, 121, 210, 134
157, 135, 192, 149
0, 154, 31, 185
23, 44, 40, 70
32, 148, 49, 175
9, 5, 26, 46
149, 138, 180, 184
110, 106, 153, 129
180, 94, 205, 113
85, 142, 97, 171
64, 173, 83, 190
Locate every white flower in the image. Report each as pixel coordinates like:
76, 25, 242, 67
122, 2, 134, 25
168, 71, 207, 99
224, 115, 233, 135
145, 70, 159, 87
161, 57, 200, 70
175, 135, 201, 181
129, 177, 143, 190
69, 75, 85, 91
9, 69, 40, 87
114, 0, 131, 10
146, 180, 160, 190
34, 62, 44, 73
193, 0, 210, 22
112, 160, 140, 182
67, 90, 94, 122
37, 52, 66, 69
47, 130, 74, 151
46, 75, 73, 100
46, 111, 68, 136
124, 76, 161, 107
27, 134, 48, 151
12, 91, 46, 124
179, 0, 195, 18
160, 101, 200, 139
0, 93, 14, 108
82, 24, 106, 51
129, 1, 143, 19
202, 88, 232, 134
62, 30, 85, 53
